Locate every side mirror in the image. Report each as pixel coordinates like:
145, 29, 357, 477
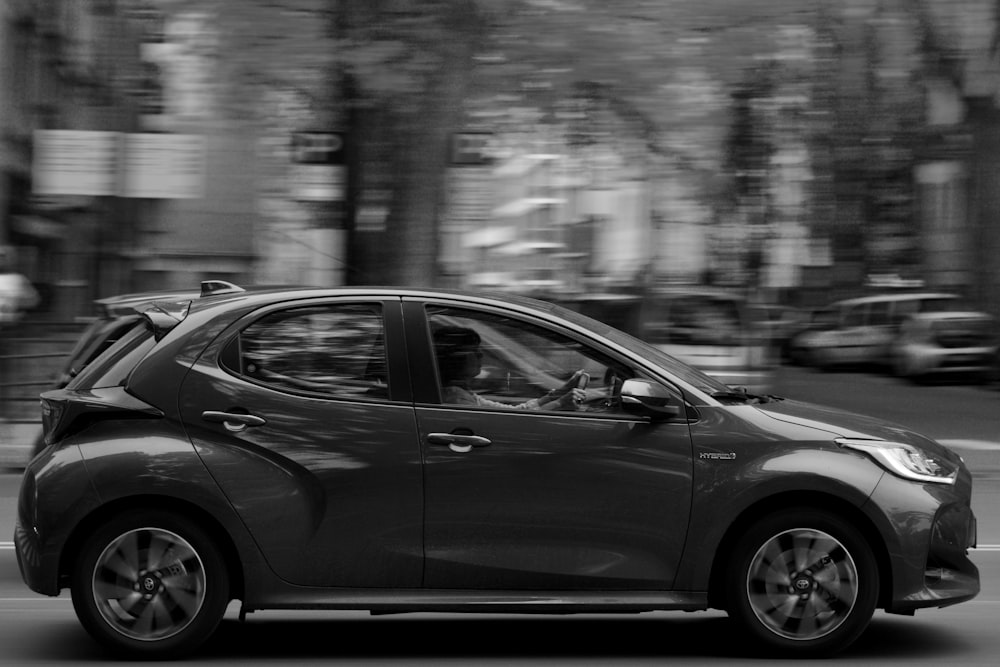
620, 379, 682, 420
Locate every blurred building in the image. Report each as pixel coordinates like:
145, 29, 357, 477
1, 1, 270, 319
914, 4, 1000, 320
124, 5, 262, 293
1, 0, 151, 319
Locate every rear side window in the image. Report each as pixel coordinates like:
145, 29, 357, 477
65, 319, 157, 390
843, 304, 867, 327
221, 303, 388, 400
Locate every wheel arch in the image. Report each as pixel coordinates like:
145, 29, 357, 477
706, 491, 892, 611
58, 494, 246, 602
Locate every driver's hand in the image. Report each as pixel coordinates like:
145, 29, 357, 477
555, 387, 587, 410
557, 370, 586, 393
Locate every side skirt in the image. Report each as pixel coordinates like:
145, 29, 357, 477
241, 590, 709, 616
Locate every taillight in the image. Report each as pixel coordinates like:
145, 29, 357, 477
39, 395, 74, 447
39, 387, 162, 446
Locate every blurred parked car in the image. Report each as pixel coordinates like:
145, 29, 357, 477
889, 311, 998, 383
19, 282, 978, 659
786, 292, 961, 370
639, 286, 774, 393
746, 302, 806, 359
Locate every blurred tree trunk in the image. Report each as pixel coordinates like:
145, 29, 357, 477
339, 0, 483, 286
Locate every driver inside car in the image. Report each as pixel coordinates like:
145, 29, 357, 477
433, 325, 586, 410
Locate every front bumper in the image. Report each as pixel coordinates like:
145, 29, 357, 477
869, 466, 980, 613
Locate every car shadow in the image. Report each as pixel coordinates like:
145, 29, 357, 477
17, 611, 971, 662
195, 611, 969, 661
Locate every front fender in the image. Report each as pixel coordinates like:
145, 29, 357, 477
677, 443, 885, 591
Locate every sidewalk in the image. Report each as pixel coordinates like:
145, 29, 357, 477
1, 319, 86, 470
0, 420, 35, 470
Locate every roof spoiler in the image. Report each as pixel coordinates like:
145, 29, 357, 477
200, 280, 245, 297
140, 301, 191, 341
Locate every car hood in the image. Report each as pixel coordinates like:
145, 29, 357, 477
755, 398, 964, 466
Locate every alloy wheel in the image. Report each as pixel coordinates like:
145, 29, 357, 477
90, 527, 206, 642
745, 527, 859, 641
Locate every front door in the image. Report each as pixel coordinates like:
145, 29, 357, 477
409, 301, 694, 590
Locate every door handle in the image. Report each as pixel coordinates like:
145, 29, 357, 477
427, 432, 492, 453
202, 410, 267, 432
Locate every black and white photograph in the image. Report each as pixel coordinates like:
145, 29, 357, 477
1, 1, 998, 664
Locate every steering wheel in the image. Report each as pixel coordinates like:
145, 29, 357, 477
575, 368, 622, 413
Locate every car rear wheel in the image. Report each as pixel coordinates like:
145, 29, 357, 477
726, 509, 878, 657
71, 509, 229, 659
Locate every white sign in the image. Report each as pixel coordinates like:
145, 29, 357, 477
123, 133, 205, 198
289, 164, 346, 201
33, 130, 205, 198
32, 130, 118, 196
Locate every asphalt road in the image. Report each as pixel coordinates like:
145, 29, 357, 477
0, 365, 998, 664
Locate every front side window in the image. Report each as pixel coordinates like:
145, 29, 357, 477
223, 303, 388, 399
427, 306, 639, 415
868, 301, 891, 326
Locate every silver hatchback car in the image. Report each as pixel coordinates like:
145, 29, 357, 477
889, 311, 998, 383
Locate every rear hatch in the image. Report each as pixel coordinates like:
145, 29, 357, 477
39, 300, 189, 448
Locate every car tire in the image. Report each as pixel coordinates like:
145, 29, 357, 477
70, 509, 229, 660
725, 509, 878, 658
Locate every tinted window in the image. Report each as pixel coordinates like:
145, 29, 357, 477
931, 317, 995, 346
64, 315, 147, 380
66, 319, 156, 390
427, 306, 641, 415
811, 307, 840, 328
223, 303, 388, 400
868, 301, 891, 326
892, 295, 959, 322
916, 296, 960, 313
843, 304, 867, 327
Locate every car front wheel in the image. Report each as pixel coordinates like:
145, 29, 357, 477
70, 509, 229, 659
726, 509, 878, 657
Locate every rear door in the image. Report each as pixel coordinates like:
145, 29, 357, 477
178, 297, 424, 588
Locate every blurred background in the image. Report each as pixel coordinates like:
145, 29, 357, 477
2, 0, 1000, 462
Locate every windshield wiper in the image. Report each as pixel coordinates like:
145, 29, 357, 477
711, 390, 757, 403
711, 390, 784, 405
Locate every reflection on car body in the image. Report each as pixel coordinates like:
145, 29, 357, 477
17, 283, 978, 660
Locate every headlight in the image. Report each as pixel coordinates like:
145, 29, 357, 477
836, 437, 957, 485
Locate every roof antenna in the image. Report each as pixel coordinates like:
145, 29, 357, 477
200, 280, 245, 297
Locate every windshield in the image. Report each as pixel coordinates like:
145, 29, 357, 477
539, 301, 731, 394
66, 318, 156, 390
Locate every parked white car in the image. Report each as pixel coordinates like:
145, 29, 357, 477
789, 292, 961, 370
889, 311, 998, 383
